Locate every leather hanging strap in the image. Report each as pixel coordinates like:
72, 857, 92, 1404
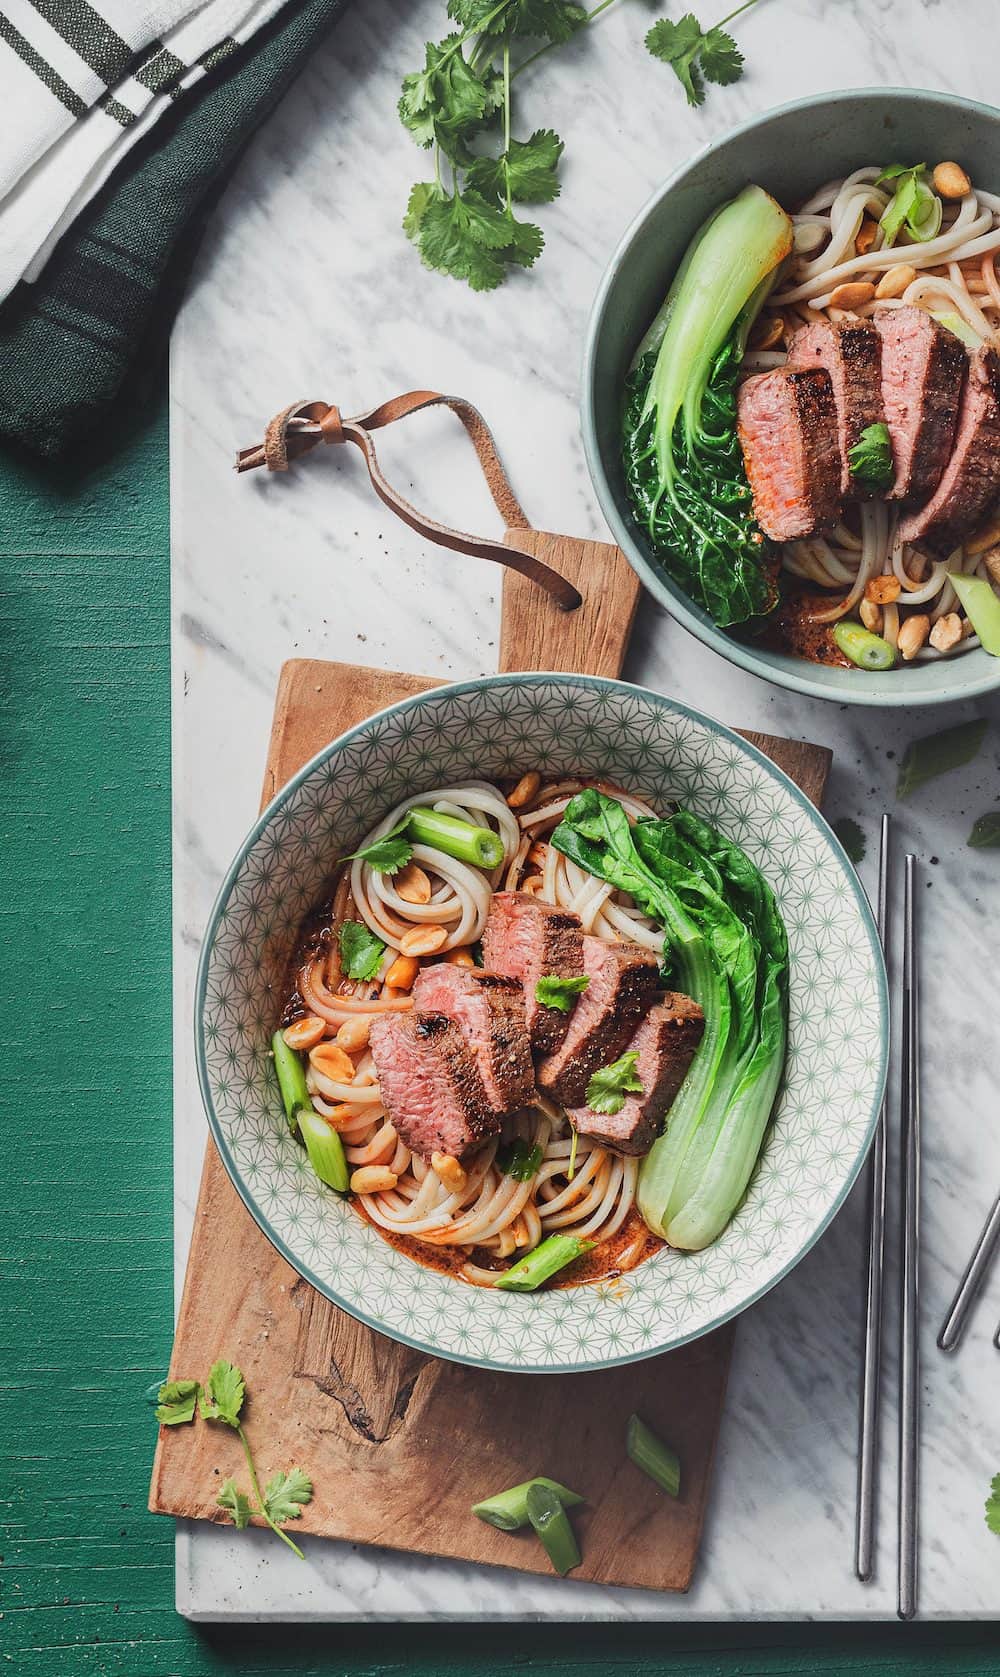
236, 392, 583, 611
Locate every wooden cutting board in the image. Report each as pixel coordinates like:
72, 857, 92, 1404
150, 531, 831, 1592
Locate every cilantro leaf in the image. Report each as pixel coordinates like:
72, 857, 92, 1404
832, 817, 866, 865
218, 1479, 253, 1530
339, 920, 387, 983
535, 973, 590, 1013
263, 1467, 313, 1525
403, 181, 442, 245
399, 35, 494, 158
510, 0, 587, 43
848, 422, 894, 490
585, 1051, 644, 1116
969, 812, 1000, 849
466, 129, 564, 205
417, 187, 515, 289
497, 1138, 544, 1179
348, 821, 414, 875
198, 1359, 246, 1427
699, 25, 744, 86
155, 1378, 199, 1426
500, 213, 545, 269
987, 1474, 1000, 1536
646, 15, 707, 107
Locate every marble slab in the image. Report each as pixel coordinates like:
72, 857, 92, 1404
170, 0, 1000, 1619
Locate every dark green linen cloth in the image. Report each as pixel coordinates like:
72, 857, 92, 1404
0, 0, 347, 459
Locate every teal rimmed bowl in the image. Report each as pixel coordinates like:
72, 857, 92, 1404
197, 674, 888, 1372
582, 87, 1000, 707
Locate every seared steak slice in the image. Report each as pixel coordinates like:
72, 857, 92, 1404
537, 936, 660, 1108
369, 1011, 500, 1162
874, 306, 967, 501
412, 964, 536, 1113
899, 344, 1000, 556
786, 318, 885, 497
568, 994, 705, 1156
482, 891, 585, 1057
737, 367, 841, 541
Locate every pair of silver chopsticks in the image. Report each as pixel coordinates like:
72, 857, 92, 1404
854, 815, 921, 1619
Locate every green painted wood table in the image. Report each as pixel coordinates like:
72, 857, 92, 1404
1, 393, 997, 1673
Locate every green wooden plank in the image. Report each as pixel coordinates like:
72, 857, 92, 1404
0, 393, 996, 1672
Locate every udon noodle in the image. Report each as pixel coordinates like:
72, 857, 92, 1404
284, 779, 665, 1287
745, 165, 1000, 659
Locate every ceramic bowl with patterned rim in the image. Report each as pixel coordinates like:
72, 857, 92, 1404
197, 675, 887, 1373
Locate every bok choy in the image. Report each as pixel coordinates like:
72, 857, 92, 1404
622, 184, 793, 628
550, 791, 788, 1251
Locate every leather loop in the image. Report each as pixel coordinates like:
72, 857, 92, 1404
236, 391, 581, 610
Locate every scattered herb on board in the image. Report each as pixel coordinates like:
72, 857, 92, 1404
400, 0, 758, 288
585, 1049, 643, 1115
968, 812, 1000, 848
339, 920, 387, 982
896, 718, 989, 798
154, 1361, 312, 1558
847, 422, 894, 491
986, 1473, 1000, 1536
832, 817, 866, 864
535, 973, 590, 1011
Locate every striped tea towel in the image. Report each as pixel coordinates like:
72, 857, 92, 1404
0, 0, 288, 303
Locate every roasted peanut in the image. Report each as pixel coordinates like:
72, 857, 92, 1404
865, 574, 902, 605
983, 549, 1000, 587
282, 1014, 326, 1050
384, 953, 420, 990
859, 598, 884, 633
933, 161, 971, 200
444, 947, 476, 967
929, 613, 963, 652
399, 923, 449, 957
321, 1103, 355, 1130
431, 1151, 468, 1193
309, 1041, 356, 1083
750, 314, 785, 350
855, 216, 878, 256
875, 264, 917, 300
527, 841, 548, 867
828, 281, 876, 311
336, 1014, 373, 1053
350, 1165, 398, 1195
394, 862, 432, 904
965, 515, 1000, 556
507, 771, 541, 810
897, 613, 931, 660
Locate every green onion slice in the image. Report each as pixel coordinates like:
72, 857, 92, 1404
525, 1481, 581, 1575
626, 1413, 681, 1498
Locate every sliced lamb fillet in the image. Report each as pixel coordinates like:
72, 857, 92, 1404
568, 993, 705, 1156
412, 964, 536, 1113
537, 936, 660, 1109
369, 1011, 500, 1162
898, 343, 1000, 557
874, 306, 967, 502
737, 367, 841, 541
786, 318, 885, 497
481, 891, 584, 1057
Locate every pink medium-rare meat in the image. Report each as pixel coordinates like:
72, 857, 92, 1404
786, 318, 885, 497
369, 1011, 501, 1162
898, 343, 1000, 556
874, 306, 967, 502
737, 367, 841, 541
568, 993, 705, 1156
411, 964, 536, 1113
537, 936, 660, 1109
481, 891, 585, 1057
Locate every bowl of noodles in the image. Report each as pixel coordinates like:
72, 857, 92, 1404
583, 87, 1000, 705
197, 675, 887, 1372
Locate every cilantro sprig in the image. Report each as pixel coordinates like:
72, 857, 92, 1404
400, 0, 756, 287
847, 422, 894, 491
987, 1473, 1000, 1536
535, 973, 590, 1012
154, 1361, 313, 1559
585, 1050, 644, 1115
339, 919, 387, 982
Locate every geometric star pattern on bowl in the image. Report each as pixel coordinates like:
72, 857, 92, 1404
197, 675, 888, 1373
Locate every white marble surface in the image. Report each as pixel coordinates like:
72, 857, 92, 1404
170, 0, 1000, 1620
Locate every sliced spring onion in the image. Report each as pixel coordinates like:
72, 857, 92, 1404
877, 164, 942, 245
948, 573, 1000, 656
896, 718, 989, 798
832, 621, 897, 671
271, 1030, 311, 1129
298, 1107, 349, 1193
968, 812, 1000, 849
626, 1413, 681, 1499
525, 1480, 581, 1575
472, 1477, 585, 1532
494, 1233, 595, 1292
406, 807, 505, 870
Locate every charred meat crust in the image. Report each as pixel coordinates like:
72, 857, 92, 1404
737, 366, 841, 541
481, 891, 585, 1057
569, 994, 705, 1156
411, 964, 537, 1114
787, 318, 885, 497
538, 939, 661, 1109
370, 1011, 502, 1161
874, 306, 967, 503
899, 343, 1000, 555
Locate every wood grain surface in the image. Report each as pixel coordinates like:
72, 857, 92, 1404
150, 618, 830, 1591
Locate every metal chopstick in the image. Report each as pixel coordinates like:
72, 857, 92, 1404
855, 812, 890, 1583
937, 1189, 1000, 1352
898, 854, 920, 1622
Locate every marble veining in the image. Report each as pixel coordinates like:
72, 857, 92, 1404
171, 0, 1000, 1619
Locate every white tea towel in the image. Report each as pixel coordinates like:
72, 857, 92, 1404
0, 0, 287, 302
